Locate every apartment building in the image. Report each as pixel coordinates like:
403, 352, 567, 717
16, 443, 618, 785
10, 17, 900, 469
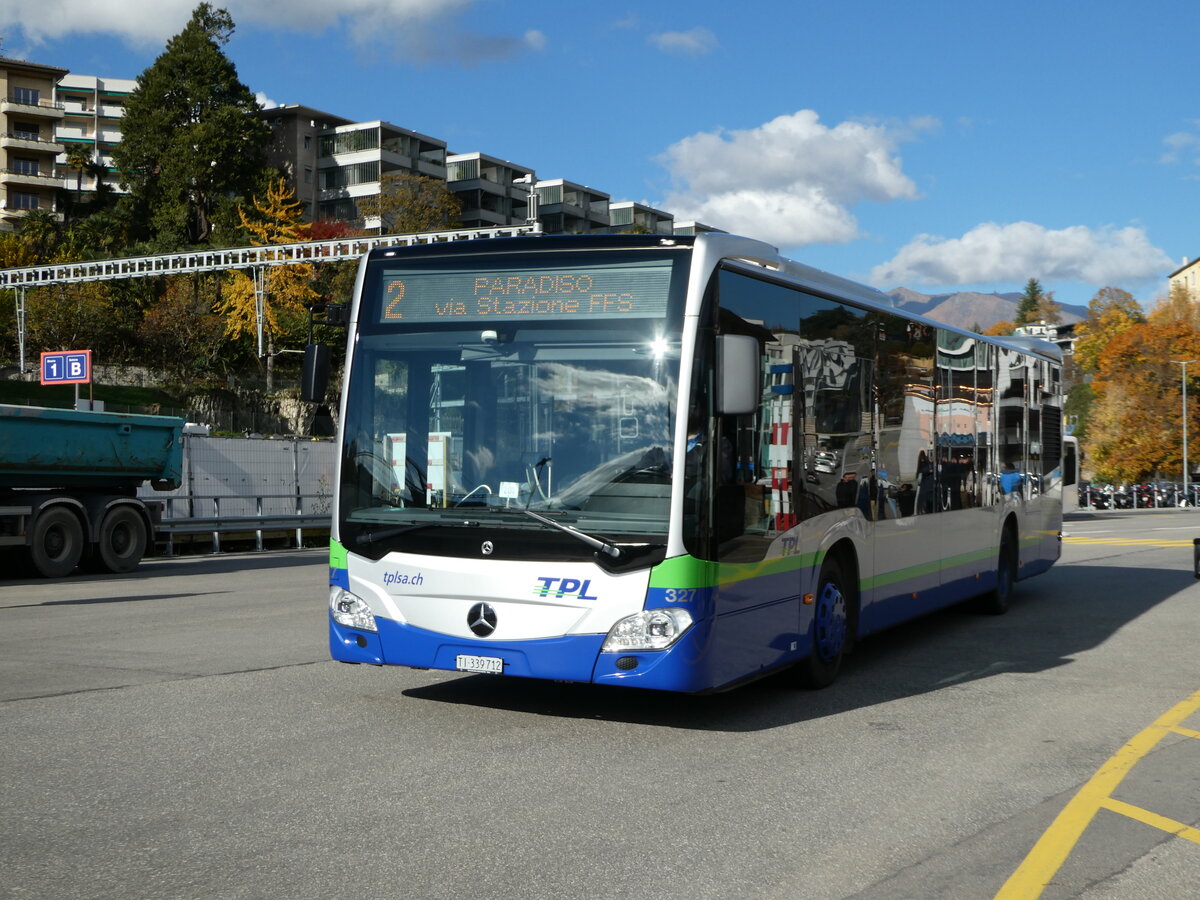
261, 105, 353, 221
316, 120, 447, 227
534, 178, 609, 233
672, 220, 723, 236
446, 152, 535, 228
54, 73, 136, 197
609, 200, 673, 235
1014, 321, 1077, 356
0, 57, 68, 230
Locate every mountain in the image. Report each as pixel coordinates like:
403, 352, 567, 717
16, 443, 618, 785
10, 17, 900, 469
884, 288, 1088, 332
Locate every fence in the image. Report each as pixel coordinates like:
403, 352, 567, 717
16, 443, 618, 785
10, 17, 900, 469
138, 433, 336, 554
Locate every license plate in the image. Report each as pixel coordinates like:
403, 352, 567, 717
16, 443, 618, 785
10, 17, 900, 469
456, 654, 504, 675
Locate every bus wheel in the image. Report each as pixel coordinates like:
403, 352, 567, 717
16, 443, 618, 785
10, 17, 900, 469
29, 507, 84, 578
98, 506, 148, 574
796, 557, 850, 689
979, 529, 1016, 615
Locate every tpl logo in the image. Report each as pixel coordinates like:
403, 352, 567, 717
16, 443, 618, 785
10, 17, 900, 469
533, 577, 599, 601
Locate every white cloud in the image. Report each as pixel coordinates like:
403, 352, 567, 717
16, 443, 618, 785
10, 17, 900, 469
869, 222, 1175, 289
648, 26, 718, 56
1, 0, 201, 45
256, 91, 279, 110
1161, 124, 1200, 165
658, 110, 929, 247
0, 0, 541, 63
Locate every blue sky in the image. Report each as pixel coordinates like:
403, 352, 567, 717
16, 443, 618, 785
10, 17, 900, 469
3, 0, 1196, 308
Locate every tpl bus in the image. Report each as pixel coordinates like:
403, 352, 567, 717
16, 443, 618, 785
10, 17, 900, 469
306, 232, 1063, 693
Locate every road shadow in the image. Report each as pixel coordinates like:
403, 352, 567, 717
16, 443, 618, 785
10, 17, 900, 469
0, 548, 326, 586
401, 562, 1195, 732
0, 591, 229, 609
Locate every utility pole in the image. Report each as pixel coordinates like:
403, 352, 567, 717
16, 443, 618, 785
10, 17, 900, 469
1173, 360, 1197, 507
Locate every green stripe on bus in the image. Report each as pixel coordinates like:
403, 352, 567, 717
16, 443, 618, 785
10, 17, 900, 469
330, 539, 347, 569
650, 550, 821, 590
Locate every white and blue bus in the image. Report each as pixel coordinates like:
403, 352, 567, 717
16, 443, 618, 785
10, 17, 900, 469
308, 231, 1063, 692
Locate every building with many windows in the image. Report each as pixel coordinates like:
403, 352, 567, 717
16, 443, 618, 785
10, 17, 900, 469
534, 178, 609, 233
316, 120, 447, 228
446, 152, 535, 228
0, 57, 68, 230
609, 200, 673, 235
672, 220, 724, 236
261, 104, 353, 222
54, 73, 136, 198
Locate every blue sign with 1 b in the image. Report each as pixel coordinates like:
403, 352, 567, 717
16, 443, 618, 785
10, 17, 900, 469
41, 350, 92, 385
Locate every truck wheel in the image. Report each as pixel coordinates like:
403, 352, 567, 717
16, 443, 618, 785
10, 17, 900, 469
98, 506, 148, 573
29, 507, 84, 578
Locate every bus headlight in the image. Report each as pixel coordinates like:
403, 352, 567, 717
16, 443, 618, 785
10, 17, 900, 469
601, 608, 693, 652
329, 587, 378, 632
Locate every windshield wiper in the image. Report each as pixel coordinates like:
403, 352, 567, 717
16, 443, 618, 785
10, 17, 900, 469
355, 519, 479, 545
521, 509, 622, 559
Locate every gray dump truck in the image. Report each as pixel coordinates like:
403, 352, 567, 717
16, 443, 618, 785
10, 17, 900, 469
0, 404, 184, 577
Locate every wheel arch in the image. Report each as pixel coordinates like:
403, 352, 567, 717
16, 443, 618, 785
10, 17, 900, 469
28, 495, 90, 543
820, 536, 861, 642
86, 497, 154, 545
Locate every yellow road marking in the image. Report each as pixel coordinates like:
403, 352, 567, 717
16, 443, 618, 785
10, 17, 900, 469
1063, 537, 1193, 547
1099, 798, 1200, 846
994, 689, 1200, 899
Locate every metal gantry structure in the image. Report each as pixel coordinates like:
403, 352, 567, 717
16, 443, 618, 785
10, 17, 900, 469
1, 223, 542, 372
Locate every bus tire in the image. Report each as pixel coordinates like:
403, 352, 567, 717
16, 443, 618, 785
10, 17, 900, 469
979, 527, 1017, 615
29, 506, 84, 578
796, 556, 850, 689
97, 506, 148, 574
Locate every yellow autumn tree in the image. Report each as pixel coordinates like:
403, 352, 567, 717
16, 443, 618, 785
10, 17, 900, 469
1071, 287, 1145, 374
219, 178, 318, 386
1086, 297, 1200, 481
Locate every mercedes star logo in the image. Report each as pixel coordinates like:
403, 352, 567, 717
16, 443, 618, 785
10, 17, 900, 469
467, 602, 497, 637
481, 540, 494, 556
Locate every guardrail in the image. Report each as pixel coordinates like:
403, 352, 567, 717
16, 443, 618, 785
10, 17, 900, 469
157, 493, 331, 554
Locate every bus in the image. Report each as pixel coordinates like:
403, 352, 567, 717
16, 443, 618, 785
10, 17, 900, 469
306, 231, 1064, 693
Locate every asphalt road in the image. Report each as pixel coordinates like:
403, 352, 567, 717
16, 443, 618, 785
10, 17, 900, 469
2, 512, 1198, 900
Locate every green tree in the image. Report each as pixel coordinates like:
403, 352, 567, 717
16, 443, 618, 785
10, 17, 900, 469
139, 276, 237, 383
1034, 290, 1062, 325
359, 172, 463, 234
1014, 278, 1045, 326
65, 143, 92, 194
15, 209, 63, 262
113, 3, 270, 248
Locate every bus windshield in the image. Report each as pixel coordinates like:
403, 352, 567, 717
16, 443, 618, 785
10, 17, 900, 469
339, 249, 687, 551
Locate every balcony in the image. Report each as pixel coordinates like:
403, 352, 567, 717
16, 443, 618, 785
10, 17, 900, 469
1, 98, 65, 120
1, 168, 65, 189
1, 133, 63, 154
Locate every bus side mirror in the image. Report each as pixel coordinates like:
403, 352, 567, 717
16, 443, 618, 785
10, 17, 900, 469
302, 343, 331, 403
716, 334, 760, 416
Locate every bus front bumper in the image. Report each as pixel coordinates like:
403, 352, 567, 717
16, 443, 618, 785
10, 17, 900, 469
330, 616, 715, 692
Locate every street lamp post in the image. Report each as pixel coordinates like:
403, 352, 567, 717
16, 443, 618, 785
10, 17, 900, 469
1173, 360, 1198, 508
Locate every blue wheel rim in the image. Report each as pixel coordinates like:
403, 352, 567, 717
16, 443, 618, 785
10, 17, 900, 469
815, 580, 847, 662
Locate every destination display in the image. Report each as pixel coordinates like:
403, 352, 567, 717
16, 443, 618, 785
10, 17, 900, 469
377, 259, 672, 323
